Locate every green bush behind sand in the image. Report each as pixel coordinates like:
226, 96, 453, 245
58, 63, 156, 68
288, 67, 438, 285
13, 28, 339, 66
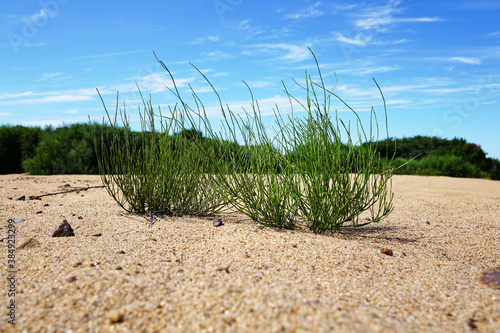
0, 124, 498, 180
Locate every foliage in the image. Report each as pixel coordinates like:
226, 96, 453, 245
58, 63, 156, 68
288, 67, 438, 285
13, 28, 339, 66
145, 49, 395, 232
378, 136, 500, 180
0, 125, 43, 174
94, 88, 225, 216
22, 123, 99, 175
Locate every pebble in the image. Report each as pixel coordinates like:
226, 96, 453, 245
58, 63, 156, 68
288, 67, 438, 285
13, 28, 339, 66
213, 218, 224, 227
107, 311, 124, 324
91, 233, 102, 237
17, 238, 40, 250
66, 275, 77, 283
14, 218, 25, 224
15, 195, 25, 201
478, 266, 500, 289
381, 248, 393, 256
72, 261, 83, 268
52, 219, 75, 237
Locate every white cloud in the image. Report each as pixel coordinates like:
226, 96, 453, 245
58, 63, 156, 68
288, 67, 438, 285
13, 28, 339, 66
245, 80, 275, 89
190, 35, 220, 44
0, 88, 97, 106
358, 66, 399, 75
3, 95, 92, 105
250, 43, 312, 62
0, 92, 34, 100
38, 72, 72, 81
284, 2, 324, 20
65, 109, 78, 114
449, 57, 481, 65
202, 51, 232, 61
354, 0, 442, 32
334, 32, 372, 46
119, 72, 195, 94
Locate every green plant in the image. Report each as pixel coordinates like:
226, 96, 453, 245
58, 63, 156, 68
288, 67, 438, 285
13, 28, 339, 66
172, 49, 394, 232
0, 125, 43, 174
94, 87, 225, 216
23, 124, 98, 175
94, 49, 394, 232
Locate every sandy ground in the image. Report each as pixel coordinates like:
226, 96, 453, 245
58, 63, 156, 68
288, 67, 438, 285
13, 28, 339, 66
0, 174, 499, 332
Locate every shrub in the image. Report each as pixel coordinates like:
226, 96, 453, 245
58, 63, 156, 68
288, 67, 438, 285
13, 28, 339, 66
0, 125, 43, 174
23, 123, 98, 175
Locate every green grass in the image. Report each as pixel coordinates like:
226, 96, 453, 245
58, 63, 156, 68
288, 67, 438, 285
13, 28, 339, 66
94, 49, 395, 233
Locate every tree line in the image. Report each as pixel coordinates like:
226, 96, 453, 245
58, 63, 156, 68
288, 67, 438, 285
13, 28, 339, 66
0, 124, 499, 180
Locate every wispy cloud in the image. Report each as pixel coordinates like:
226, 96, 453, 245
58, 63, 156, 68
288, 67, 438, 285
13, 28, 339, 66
120, 72, 195, 94
73, 50, 147, 61
358, 66, 399, 75
284, 1, 324, 20
0, 92, 35, 100
245, 80, 275, 89
354, 0, 442, 32
333, 31, 408, 47
201, 51, 233, 61
38, 72, 72, 81
0, 88, 96, 105
334, 33, 372, 46
449, 57, 481, 65
2, 94, 92, 105
249, 43, 312, 62
190, 35, 220, 44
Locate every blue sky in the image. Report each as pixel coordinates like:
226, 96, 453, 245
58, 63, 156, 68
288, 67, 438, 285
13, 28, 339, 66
1, 0, 499, 158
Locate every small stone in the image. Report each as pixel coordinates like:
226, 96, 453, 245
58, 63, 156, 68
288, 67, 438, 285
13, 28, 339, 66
116, 250, 126, 254
91, 233, 102, 237
36, 211, 43, 214
381, 248, 393, 256
424, 220, 431, 225
468, 318, 478, 330
216, 265, 230, 273
44, 203, 49, 207
213, 218, 224, 227
72, 261, 83, 268
66, 275, 77, 282
52, 219, 75, 237
15, 195, 25, 201
478, 266, 500, 289
115, 266, 123, 270
13, 218, 25, 224
17, 238, 41, 250
107, 311, 124, 323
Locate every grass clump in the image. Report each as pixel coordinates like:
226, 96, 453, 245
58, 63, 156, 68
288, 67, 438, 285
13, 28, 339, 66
94, 49, 394, 231
94, 87, 224, 216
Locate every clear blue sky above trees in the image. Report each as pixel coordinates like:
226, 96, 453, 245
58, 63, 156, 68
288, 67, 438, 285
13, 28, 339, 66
1, 0, 499, 158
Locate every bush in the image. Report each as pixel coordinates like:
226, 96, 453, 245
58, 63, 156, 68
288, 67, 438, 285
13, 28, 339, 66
0, 125, 43, 174
23, 123, 99, 175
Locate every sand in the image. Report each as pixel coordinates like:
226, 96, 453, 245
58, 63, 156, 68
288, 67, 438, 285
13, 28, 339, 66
0, 174, 499, 332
